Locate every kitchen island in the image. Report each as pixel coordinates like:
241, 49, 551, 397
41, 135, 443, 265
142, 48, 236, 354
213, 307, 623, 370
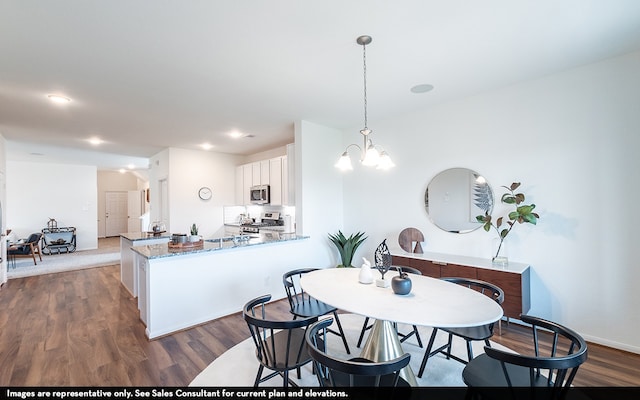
131, 232, 310, 339
120, 232, 171, 297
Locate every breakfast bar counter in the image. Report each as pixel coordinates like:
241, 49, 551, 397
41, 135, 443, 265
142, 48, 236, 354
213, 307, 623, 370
131, 232, 310, 339
120, 233, 171, 297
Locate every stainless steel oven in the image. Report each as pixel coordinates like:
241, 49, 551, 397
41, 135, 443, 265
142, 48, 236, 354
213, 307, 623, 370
250, 185, 270, 205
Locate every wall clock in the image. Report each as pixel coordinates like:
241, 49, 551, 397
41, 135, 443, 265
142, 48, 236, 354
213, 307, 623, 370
198, 186, 212, 200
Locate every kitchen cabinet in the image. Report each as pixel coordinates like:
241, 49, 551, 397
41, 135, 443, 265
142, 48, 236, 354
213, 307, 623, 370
392, 252, 530, 319
235, 164, 254, 205
235, 153, 292, 205
269, 157, 283, 205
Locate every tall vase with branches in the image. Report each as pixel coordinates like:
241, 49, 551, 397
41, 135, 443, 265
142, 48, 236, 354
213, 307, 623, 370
476, 182, 540, 265
328, 231, 367, 268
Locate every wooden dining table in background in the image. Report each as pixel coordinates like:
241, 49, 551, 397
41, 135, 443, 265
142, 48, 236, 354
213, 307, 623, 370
300, 267, 504, 386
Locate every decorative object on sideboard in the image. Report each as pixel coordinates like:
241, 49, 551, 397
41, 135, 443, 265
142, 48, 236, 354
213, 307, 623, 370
47, 218, 58, 230
374, 239, 392, 287
391, 267, 412, 295
328, 230, 367, 268
476, 182, 540, 267
358, 257, 374, 284
335, 35, 395, 171
398, 227, 425, 253
425, 168, 494, 234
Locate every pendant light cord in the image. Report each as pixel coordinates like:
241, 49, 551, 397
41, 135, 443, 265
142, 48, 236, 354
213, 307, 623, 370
362, 41, 368, 132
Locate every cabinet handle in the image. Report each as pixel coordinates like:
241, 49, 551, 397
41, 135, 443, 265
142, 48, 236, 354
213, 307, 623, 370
432, 261, 448, 266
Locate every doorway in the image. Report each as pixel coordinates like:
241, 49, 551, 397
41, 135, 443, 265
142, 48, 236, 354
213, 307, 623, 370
105, 191, 128, 237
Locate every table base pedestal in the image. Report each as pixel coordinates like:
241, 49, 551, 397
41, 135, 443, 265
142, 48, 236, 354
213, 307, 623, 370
359, 319, 418, 386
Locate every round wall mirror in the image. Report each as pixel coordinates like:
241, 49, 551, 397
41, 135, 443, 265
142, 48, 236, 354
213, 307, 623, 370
425, 168, 494, 233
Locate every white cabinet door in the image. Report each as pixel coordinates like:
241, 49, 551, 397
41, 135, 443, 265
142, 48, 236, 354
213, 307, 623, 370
260, 160, 270, 185
269, 157, 283, 205
282, 155, 289, 206
252, 163, 261, 186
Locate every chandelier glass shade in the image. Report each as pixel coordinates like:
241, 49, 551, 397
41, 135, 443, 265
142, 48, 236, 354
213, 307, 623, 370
335, 35, 394, 171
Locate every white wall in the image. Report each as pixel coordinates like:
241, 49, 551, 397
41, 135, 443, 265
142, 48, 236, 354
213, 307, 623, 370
0, 134, 7, 284
149, 148, 243, 238
294, 120, 346, 268
335, 51, 640, 353
6, 161, 98, 251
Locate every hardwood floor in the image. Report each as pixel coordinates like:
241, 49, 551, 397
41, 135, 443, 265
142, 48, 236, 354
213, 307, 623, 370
0, 264, 639, 386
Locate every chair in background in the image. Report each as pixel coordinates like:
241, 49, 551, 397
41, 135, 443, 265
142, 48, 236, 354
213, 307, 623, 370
418, 277, 504, 378
7, 233, 43, 265
462, 314, 588, 396
283, 268, 350, 354
305, 317, 411, 388
242, 294, 318, 388
356, 265, 423, 348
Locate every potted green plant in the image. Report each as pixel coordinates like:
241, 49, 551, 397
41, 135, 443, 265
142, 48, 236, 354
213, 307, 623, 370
476, 182, 540, 265
328, 230, 367, 268
189, 223, 201, 242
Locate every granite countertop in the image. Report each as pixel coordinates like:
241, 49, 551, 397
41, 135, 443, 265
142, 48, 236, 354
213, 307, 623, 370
131, 232, 309, 260
121, 232, 171, 241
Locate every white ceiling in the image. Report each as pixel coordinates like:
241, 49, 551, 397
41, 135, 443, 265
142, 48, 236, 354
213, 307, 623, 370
2, 0, 640, 171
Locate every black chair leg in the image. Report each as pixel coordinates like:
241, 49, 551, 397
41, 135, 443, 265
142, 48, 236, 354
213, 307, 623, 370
418, 328, 439, 378
445, 333, 454, 360
356, 317, 371, 348
466, 339, 473, 363
332, 311, 351, 354
413, 325, 423, 348
254, 365, 264, 387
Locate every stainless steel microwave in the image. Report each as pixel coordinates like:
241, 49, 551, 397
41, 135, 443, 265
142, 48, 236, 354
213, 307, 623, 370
250, 185, 270, 204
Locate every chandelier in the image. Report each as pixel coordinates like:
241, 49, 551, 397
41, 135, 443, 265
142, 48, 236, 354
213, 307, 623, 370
335, 35, 395, 171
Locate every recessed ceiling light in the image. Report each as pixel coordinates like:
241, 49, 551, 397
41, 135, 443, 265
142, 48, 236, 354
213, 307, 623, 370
127, 164, 135, 169
119, 169, 126, 174
88, 137, 103, 146
47, 94, 71, 103
228, 131, 245, 139
200, 143, 214, 150
410, 84, 434, 94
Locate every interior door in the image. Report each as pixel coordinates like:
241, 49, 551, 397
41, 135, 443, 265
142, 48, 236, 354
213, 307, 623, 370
127, 190, 142, 232
105, 191, 128, 237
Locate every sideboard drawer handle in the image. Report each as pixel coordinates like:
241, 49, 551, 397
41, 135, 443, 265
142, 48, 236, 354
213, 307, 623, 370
432, 261, 448, 266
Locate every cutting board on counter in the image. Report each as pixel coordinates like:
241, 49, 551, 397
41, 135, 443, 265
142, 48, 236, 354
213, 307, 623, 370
398, 228, 424, 253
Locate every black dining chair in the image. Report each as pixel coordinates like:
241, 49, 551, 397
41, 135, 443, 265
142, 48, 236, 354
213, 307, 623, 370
305, 317, 412, 388
283, 268, 350, 354
462, 314, 588, 398
243, 294, 318, 387
356, 265, 423, 348
418, 277, 504, 378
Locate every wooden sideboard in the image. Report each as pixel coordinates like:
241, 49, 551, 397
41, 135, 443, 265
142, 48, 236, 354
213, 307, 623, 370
392, 252, 530, 319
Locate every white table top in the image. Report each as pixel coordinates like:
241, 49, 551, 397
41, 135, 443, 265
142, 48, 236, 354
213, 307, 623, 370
300, 268, 503, 328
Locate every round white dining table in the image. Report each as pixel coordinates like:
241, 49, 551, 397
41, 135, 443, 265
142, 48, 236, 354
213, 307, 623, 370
300, 267, 504, 386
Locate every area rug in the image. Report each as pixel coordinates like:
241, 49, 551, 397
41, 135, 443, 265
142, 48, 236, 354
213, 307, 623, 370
190, 313, 514, 387
7, 248, 120, 279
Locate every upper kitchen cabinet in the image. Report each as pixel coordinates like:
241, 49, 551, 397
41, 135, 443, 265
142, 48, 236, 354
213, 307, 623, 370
269, 157, 283, 205
235, 145, 294, 206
